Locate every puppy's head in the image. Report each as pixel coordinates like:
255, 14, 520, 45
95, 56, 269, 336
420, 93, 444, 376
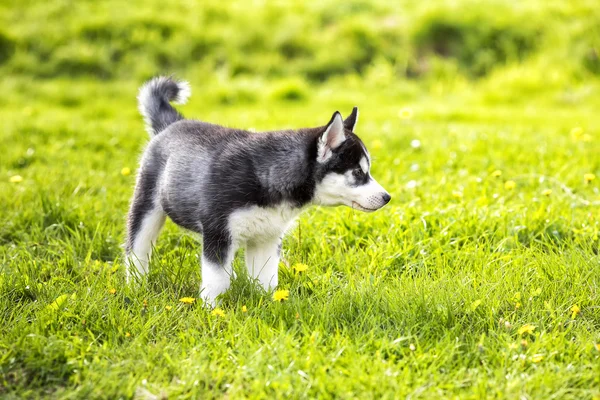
313, 108, 391, 212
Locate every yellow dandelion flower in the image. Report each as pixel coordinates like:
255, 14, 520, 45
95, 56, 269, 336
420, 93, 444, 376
531, 354, 544, 363
518, 324, 536, 336
504, 180, 516, 190
570, 127, 584, 139
492, 170, 502, 178
109, 288, 116, 295
595, 343, 600, 352
211, 308, 225, 317
242, 305, 247, 313
179, 297, 195, 304
125, 332, 131, 337
398, 107, 413, 120
515, 301, 521, 309
273, 289, 289, 302
9, 175, 23, 183
165, 305, 172, 311
121, 167, 131, 176
542, 189, 552, 197
452, 191, 464, 199
570, 304, 581, 319
584, 173, 595, 184
293, 263, 308, 273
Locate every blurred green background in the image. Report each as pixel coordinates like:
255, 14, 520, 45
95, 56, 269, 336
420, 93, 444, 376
1, 0, 599, 104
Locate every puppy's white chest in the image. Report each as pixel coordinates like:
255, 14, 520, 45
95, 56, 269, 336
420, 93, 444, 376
229, 205, 301, 243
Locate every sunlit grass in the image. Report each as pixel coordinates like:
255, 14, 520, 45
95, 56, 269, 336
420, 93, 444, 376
1, 0, 600, 398
1, 76, 598, 398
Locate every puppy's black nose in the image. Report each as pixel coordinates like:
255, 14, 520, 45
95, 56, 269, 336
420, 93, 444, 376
382, 193, 391, 204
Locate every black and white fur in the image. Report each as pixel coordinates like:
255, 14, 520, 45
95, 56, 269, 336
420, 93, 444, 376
125, 76, 391, 306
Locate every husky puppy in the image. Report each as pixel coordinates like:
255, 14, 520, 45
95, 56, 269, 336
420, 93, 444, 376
125, 76, 391, 305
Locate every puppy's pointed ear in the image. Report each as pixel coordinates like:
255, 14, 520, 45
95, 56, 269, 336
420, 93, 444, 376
343, 106, 359, 132
317, 111, 345, 163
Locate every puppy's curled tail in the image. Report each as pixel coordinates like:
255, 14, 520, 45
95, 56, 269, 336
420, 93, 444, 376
137, 76, 191, 136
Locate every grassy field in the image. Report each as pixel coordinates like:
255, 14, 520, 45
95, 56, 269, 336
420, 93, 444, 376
1, 0, 600, 398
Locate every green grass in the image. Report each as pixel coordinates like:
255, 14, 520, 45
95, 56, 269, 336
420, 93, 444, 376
1, 0, 600, 399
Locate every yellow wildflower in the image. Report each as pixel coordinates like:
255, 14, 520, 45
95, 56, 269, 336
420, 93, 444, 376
125, 332, 131, 337
531, 354, 544, 363
504, 180, 516, 190
570, 304, 581, 319
165, 305, 172, 311
121, 167, 131, 176
515, 302, 521, 309
398, 107, 413, 120
109, 288, 117, 295
9, 175, 23, 183
570, 127, 583, 139
179, 297, 195, 304
293, 263, 308, 273
595, 343, 600, 352
273, 289, 290, 302
584, 173, 595, 184
518, 324, 536, 336
542, 189, 552, 196
242, 305, 247, 313
211, 308, 225, 317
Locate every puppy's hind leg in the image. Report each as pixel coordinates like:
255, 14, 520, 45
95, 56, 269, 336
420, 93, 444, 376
125, 167, 166, 281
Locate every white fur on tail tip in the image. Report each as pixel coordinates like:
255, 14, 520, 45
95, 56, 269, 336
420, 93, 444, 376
173, 80, 191, 105
137, 76, 191, 136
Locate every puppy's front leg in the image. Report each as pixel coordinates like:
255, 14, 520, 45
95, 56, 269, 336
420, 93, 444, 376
245, 237, 281, 292
200, 229, 235, 307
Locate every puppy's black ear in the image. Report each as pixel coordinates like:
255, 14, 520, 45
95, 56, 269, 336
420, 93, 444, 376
317, 111, 345, 163
343, 106, 359, 132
